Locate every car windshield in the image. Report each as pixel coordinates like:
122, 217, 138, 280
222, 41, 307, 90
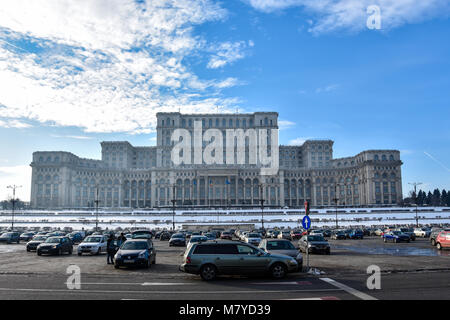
248, 233, 260, 238
266, 241, 295, 250
1, 233, 13, 237
308, 236, 325, 242
121, 241, 148, 250
85, 237, 102, 243
45, 238, 61, 243
392, 231, 402, 235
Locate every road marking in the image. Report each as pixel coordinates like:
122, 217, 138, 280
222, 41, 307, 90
0, 287, 343, 295
319, 278, 377, 300
284, 296, 340, 300
251, 281, 312, 285
64, 282, 191, 286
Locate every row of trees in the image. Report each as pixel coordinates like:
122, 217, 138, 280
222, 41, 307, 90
404, 189, 450, 207
0, 199, 29, 210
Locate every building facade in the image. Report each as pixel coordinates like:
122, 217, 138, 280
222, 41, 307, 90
30, 112, 403, 208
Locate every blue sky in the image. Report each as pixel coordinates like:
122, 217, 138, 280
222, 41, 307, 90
0, 0, 449, 201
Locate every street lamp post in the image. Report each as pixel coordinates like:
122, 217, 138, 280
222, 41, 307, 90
171, 184, 176, 231
259, 184, 265, 232
94, 186, 100, 232
332, 184, 339, 229
7, 185, 21, 231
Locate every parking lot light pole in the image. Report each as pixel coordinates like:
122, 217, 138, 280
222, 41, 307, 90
333, 184, 339, 229
94, 186, 100, 232
7, 185, 21, 231
260, 184, 265, 233
171, 184, 176, 231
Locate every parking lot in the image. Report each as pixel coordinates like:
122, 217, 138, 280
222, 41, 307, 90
0, 235, 449, 300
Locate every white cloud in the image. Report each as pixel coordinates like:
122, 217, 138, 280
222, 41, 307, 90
0, 165, 31, 201
207, 41, 252, 69
288, 137, 313, 145
315, 83, 339, 93
0, 0, 247, 134
245, 0, 450, 34
278, 120, 296, 130
50, 134, 94, 140
0, 118, 32, 129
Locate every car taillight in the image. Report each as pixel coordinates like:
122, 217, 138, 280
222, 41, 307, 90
186, 257, 191, 264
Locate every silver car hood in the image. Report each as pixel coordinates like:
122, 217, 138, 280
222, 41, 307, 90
268, 249, 299, 258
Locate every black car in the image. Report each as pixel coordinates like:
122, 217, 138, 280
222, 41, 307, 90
37, 236, 73, 256
20, 232, 35, 242
26, 235, 48, 251
114, 239, 156, 269
169, 233, 186, 246
298, 235, 331, 254
131, 230, 153, 239
331, 231, 346, 240
160, 232, 171, 241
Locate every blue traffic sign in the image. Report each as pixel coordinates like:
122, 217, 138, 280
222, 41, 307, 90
302, 215, 311, 230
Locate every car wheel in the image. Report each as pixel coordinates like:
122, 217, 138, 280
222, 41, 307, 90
68, 248, 73, 255
200, 264, 217, 281
114, 264, 120, 269
58, 248, 62, 256
383, 238, 387, 243
37, 251, 41, 256
271, 263, 287, 279
78, 252, 82, 256
437, 243, 442, 250
26, 248, 30, 252
431, 239, 436, 246
96, 248, 101, 255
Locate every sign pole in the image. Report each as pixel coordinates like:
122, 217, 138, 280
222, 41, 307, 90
303, 201, 311, 273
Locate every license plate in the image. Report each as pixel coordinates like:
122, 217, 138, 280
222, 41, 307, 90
124, 259, 135, 263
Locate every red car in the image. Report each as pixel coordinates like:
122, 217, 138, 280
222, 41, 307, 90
435, 231, 450, 250
290, 230, 304, 240
220, 232, 233, 240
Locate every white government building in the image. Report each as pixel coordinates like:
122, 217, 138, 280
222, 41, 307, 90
30, 112, 403, 209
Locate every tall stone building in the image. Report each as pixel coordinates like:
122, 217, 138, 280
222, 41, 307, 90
30, 112, 403, 208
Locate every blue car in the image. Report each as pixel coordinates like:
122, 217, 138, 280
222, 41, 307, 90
349, 229, 364, 239
383, 231, 410, 243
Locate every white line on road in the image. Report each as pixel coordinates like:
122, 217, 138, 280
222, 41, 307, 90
0, 287, 343, 295
65, 282, 190, 286
320, 278, 377, 300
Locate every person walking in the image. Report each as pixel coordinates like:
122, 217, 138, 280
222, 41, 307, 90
106, 234, 116, 265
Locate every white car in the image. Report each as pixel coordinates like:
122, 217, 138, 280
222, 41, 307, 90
414, 228, 431, 238
77, 235, 107, 255
245, 233, 262, 246
278, 231, 292, 240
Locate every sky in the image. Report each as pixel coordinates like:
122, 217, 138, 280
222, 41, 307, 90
0, 0, 449, 202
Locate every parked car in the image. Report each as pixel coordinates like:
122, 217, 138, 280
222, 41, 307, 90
431, 228, 450, 246
290, 230, 303, 240
435, 231, 450, 250
271, 230, 280, 239
114, 239, 156, 269
188, 235, 208, 246
205, 233, 217, 241
131, 230, 153, 239
19, 232, 35, 242
383, 231, 410, 243
37, 236, 73, 255
396, 228, 416, 241
26, 235, 48, 251
169, 233, 186, 247
77, 235, 107, 255
245, 233, 262, 246
259, 239, 303, 271
331, 231, 346, 240
277, 231, 292, 240
322, 229, 332, 238
179, 241, 299, 281
414, 227, 431, 238
67, 232, 84, 244
159, 232, 171, 241
0, 232, 20, 244
298, 235, 330, 254
349, 229, 364, 240
220, 232, 233, 240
